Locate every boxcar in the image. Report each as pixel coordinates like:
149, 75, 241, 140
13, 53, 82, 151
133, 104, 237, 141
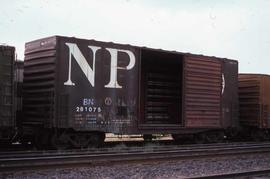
239, 74, 270, 140
22, 36, 239, 148
0, 46, 15, 143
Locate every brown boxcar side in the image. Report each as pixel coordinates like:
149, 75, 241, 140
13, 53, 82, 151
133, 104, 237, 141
57, 37, 140, 134
184, 55, 222, 128
239, 74, 270, 128
137, 49, 238, 135
22, 36, 238, 147
23, 36, 140, 134
183, 55, 238, 130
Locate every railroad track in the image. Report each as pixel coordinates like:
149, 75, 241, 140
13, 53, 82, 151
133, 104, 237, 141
193, 169, 270, 178
1, 142, 270, 172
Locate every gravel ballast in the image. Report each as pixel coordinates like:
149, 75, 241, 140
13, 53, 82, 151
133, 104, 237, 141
2, 153, 270, 178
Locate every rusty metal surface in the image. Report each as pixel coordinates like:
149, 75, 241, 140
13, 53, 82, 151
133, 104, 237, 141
184, 56, 238, 129
0, 46, 15, 139
23, 35, 238, 135
184, 56, 222, 128
239, 74, 270, 128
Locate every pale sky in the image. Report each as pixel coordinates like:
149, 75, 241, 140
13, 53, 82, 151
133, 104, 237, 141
1, 0, 270, 73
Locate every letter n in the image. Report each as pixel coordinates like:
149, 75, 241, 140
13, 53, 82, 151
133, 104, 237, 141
64, 43, 101, 86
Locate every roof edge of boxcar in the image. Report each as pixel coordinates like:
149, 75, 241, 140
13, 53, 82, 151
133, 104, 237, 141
25, 35, 237, 62
239, 73, 270, 77
0, 45, 15, 50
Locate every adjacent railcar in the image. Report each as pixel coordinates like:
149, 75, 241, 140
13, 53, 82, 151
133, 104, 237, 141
239, 74, 270, 140
22, 36, 239, 148
0, 46, 15, 143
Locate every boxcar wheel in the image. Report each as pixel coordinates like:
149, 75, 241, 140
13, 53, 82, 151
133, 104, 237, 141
73, 134, 90, 148
205, 131, 224, 143
34, 132, 50, 149
87, 132, 105, 148
51, 133, 71, 150
251, 130, 269, 141
194, 133, 206, 144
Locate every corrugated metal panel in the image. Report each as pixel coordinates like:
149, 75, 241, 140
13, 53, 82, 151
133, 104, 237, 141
23, 37, 57, 127
23, 35, 238, 135
184, 56, 222, 128
239, 75, 260, 127
22, 36, 140, 134
0, 46, 15, 128
239, 74, 270, 128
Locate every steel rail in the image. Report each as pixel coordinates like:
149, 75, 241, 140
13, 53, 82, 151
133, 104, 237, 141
0, 141, 268, 157
1, 142, 270, 172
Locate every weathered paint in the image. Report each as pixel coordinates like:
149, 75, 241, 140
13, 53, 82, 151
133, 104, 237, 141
239, 74, 270, 128
58, 37, 139, 133
23, 36, 139, 134
184, 56, 222, 128
23, 36, 239, 135
222, 59, 238, 128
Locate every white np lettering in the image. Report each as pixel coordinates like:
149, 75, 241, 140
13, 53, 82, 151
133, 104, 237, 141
105, 48, 135, 89
64, 43, 101, 86
64, 43, 136, 88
